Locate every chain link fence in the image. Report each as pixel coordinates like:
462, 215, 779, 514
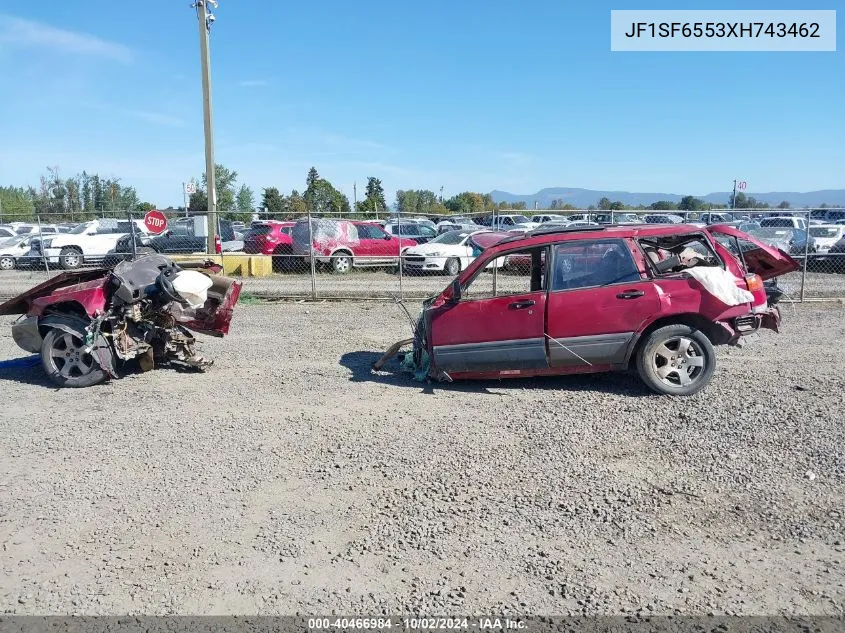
1, 208, 844, 302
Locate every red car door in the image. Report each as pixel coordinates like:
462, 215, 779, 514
351, 223, 383, 263
545, 238, 660, 368
429, 246, 549, 375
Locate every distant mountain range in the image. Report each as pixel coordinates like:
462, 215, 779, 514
489, 188, 845, 209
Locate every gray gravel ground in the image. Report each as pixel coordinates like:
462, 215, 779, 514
0, 301, 843, 616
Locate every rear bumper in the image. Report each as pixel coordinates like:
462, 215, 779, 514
729, 307, 781, 341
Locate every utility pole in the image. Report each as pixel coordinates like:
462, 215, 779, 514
732, 179, 737, 210
353, 182, 357, 215
193, 0, 218, 255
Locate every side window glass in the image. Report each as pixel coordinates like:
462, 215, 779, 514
551, 240, 640, 291
463, 248, 547, 300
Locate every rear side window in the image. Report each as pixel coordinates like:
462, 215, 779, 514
551, 239, 640, 291
250, 225, 272, 236
639, 234, 722, 275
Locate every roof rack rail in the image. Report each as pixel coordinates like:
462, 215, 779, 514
528, 224, 608, 236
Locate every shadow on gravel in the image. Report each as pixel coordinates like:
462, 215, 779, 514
0, 365, 55, 388
339, 350, 653, 397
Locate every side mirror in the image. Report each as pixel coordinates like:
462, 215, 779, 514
384, 234, 392, 240
448, 278, 462, 303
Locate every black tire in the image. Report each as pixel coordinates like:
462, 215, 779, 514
331, 252, 353, 274
444, 257, 461, 276
40, 327, 109, 388
0, 255, 15, 271
59, 247, 84, 270
636, 324, 715, 396
272, 245, 294, 272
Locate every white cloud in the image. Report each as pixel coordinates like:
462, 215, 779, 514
239, 79, 269, 88
0, 14, 132, 63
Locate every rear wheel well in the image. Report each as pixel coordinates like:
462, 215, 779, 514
331, 249, 353, 258
628, 314, 728, 368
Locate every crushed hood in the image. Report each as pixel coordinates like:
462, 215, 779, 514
0, 269, 109, 316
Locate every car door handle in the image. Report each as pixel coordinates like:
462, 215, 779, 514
616, 290, 645, 299
509, 300, 535, 310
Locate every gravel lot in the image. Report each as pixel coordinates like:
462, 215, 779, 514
0, 301, 843, 616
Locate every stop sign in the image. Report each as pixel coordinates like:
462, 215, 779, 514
144, 210, 168, 234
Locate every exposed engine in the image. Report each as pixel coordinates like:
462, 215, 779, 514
1, 253, 241, 388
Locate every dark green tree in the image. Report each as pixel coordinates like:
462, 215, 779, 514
678, 196, 705, 211
236, 185, 255, 214
356, 177, 388, 216
649, 200, 679, 210
304, 168, 349, 215
261, 187, 285, 214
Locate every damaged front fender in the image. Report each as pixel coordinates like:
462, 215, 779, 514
39, 314, 118, 379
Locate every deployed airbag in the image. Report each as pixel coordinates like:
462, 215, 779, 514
685, 267, 754, 306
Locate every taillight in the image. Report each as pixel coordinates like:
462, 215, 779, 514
215, 234, 222, 254
745, 273, 763, 293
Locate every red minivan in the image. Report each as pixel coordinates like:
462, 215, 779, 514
392, 224, 798, 396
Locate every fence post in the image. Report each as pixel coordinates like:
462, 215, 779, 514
128, 212, 138, 260
307, 209, 317, 300
36, 214, 50, 273
800, 210, 809, 302
397, 205, 404, 300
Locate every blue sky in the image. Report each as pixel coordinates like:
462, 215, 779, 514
0, 0, 841, 207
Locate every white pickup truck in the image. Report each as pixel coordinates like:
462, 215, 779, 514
41, 219, 149, 270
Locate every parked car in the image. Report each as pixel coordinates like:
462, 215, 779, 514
822, 210, 845, 223
808, 225, 845, 261
485, 214, 541, 231
148, 217, 243, 254
712, 220, 761, 233
759, 216, 809, 231
402, 229, 499, 276
384, 222, 438, 244
436, 217, 475, 230
610, 213, 644, 224
436, 221, 480, 235
242, 221, 296, 270
0, 236, 43, 270
291, 218, 417, 274
698, 212, 735, 225
383, 223, 798, 396
531, 214, 569, 224
643, 214, 685, 224
243, 221, 295, 255
0, 226, 17, 240
41, 219, 150, 270
746, 227, 816, 257
108, 217, 242, 263
809, 224, 845, 272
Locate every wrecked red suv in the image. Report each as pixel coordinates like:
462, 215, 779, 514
386, 224, 798, 396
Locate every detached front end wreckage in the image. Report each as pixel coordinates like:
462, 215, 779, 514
376, 224, 800, 396
0, 254, 242, 388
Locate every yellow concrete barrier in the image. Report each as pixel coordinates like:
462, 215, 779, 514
166, 254, 273, 277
